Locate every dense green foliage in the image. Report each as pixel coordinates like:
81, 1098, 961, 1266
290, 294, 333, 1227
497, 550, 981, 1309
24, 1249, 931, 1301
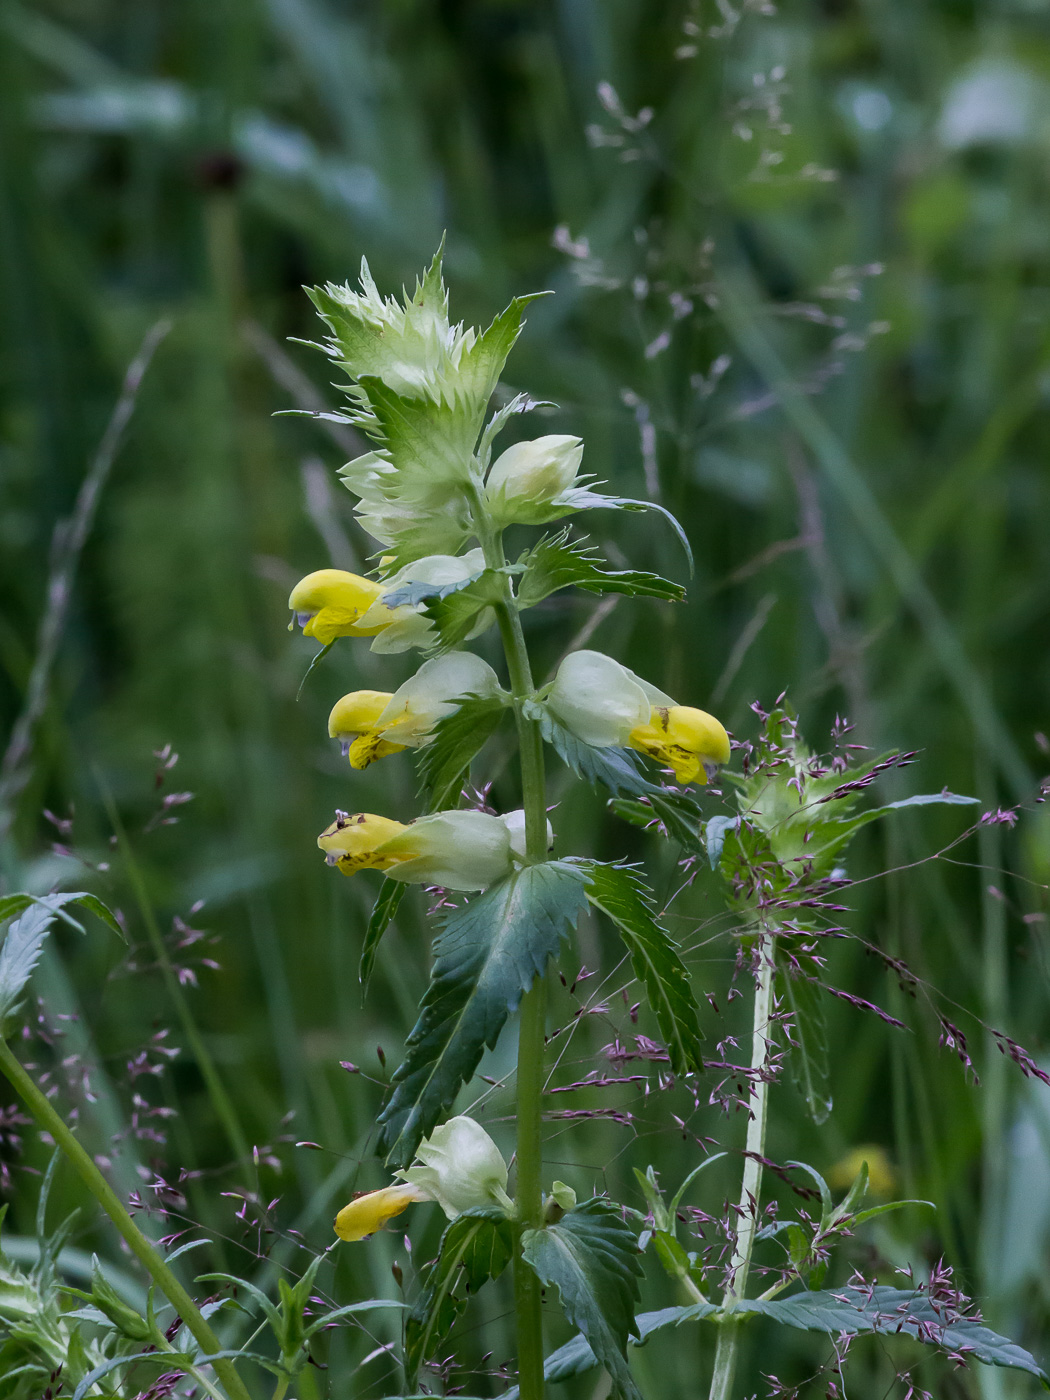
1, 2, 1049, 1397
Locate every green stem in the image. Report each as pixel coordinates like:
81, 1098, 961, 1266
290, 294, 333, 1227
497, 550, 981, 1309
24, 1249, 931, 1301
471, 491, 548, 1399
99, 781, 251, 1172
707, 926, 776, 1400
0, 1036, 252, 1400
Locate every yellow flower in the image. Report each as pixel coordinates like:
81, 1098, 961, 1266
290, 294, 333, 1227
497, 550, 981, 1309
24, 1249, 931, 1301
334, 1117, 513, 1242
628, 706, 732, 786
335, 1182, 429, 1242
317, 813, 414, 875
828, 1145, 897, 1199
328, 654, 502, 770
288, 569, 387, 646
328, 690, 406, 768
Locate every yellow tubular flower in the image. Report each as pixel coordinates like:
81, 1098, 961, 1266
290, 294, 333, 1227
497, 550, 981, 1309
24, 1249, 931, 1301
317, 813, 415, 876
328, 690, 406, 768
334, 1183, 429, 1242
288, 569, 388, 646
628, 705, 732, 785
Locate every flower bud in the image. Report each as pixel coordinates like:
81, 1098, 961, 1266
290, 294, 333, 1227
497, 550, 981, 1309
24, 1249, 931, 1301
334, 1116, 512, 1242
484, 435, 585, 526
288, 570, 388, 646
330, 654, 502, 769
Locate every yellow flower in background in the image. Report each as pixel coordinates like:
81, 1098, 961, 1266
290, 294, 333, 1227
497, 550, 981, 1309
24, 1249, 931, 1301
335, 1116, 513, 1242
628, 706, 732, 786
288, 569, 387, 645
328, 653, 502, 770
828, 1145, 897, 1199
318, 808, 528, 890
547, 650, 731, 786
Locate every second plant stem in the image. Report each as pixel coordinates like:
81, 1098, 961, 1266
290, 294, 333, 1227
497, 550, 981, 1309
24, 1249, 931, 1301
478, 506, 549, 1400
707, 926, 776, 1400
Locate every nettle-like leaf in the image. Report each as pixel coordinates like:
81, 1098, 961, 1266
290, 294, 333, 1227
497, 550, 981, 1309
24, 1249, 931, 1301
578, 862, 704, 1074
404, 1208, 514, 1388
521, 1198, 644, 1400
416, 693, 509, 812
377, 862, 589, 1167
516, 531, 685, 609
359, 879, 407, 994
0, 893, 123, 1022
528, 705, 707, 854
684, 1287, 1049, 1385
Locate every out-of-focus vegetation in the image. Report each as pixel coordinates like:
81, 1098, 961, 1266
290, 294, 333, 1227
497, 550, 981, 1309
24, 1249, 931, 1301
0, 1, 1048, 1396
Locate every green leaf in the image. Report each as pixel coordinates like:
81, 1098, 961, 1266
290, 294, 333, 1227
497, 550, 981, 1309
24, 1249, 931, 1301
521, 1198, 644, 1400
557, 495, 695, 574
416, 693, 509, 812
516, 531, 686, 609
777, 960, 832, 1125
296, 641, 333, 701
0, 893, 123, 1021
691, 1286, 1049, 1385
359, 879, 407, 995
883, 791, 980, 811
579, 862, 704, 1074
381, 571, 486, 609
704, 815, 740, 870
458, 292, 551, 408
377, 862, 589, 1166
502, 1307, 692, 1394
422, 571, 507, 652
404, 1208, 514, 1387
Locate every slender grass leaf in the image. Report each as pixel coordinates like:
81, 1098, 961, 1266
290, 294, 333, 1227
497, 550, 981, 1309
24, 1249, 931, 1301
296, 641, 333, 701
377, 862, 589, 1166
578, 862, 704, 1073
359, 879, 407, 995
517, 531, 685, 609
521, 1198, 644, 1400
404, 1208, 514, 1387
416, 693, 509, 812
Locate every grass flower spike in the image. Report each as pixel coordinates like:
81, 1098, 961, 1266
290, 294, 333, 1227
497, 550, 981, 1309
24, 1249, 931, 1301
329, 653, 502, 768
335, 1116, 512, 1242
547, 649, 729, 783
288, 569, 387, 645
318, 808, 529, 890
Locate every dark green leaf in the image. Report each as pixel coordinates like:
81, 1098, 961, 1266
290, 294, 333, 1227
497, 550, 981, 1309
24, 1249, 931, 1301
416, 693, 509, 812
359, 880, 407, 995
502, 1307, 694, 1394
404, 1209, 514, 1387
683, 1286, 1049, 1385
516, 531, 685, 609
521, 1198, 644, 1400
377, 862, 589, 1166
777, 960, 832, 1125
579, 862, 704, 1074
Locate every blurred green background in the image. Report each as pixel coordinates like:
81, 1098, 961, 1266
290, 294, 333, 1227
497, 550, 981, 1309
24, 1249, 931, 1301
1, 0, 1049, 1395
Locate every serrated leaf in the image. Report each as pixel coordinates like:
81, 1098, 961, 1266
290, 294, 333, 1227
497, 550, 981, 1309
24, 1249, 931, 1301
404, 1209, 514, 1387
0, 893, 123, 1021
381, 570, 485, 609
502, 1306, 693, 1394
555, 495, 695, 574
704, 815, 741, 870
688, 1286, 1048, 1385
516, 531, 685, 609
421, 572, 506, 652
579, 862, 704, 1074
522, 1198, 644, 1400
777, 959, 832, 1124
377, 862, 589, 1166
416, 693, 509, 812
359, 879, 407, 995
